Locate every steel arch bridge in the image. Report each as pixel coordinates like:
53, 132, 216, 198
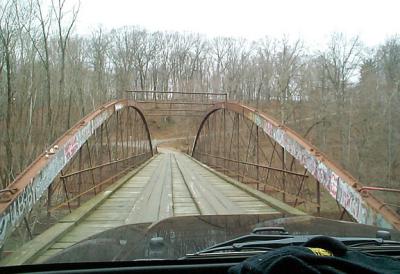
191, 102, 400, 228
0, 96, 399, 264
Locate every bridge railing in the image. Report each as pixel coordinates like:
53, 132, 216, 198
192, 102, 400, 230
0, 100, 153, 249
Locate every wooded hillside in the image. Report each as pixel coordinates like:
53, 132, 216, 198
1, 0, 399, 192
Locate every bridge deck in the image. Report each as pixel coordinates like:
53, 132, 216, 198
4, 150, 303, 265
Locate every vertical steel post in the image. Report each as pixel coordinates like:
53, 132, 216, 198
23, 217, 33, 240
256, 125, 260, 190
282, 147, 286, 202
316, 179, 321, 216
115, 111, 119, 170
293, 169, 308, 207
207, 119, 211, 166
99, 124, 104, 187
130, 110, 134, 156
214, 113, 217, 167
237, 113, 240, 182
339, 208, 346, 220
134, 111, 138, 157
105, 122, 112, 162
47, 184, 52, 217
140, 119, 144, 154
77, 149, 82, 206
223, 109, 226, 174
228, 114, 236, 172
265, 142, 277, 190
120, 109, 125, 161
125, 108, 129, 164
244, 122, 254, 183
60, 170, 72, 213
85, 141, 97, 195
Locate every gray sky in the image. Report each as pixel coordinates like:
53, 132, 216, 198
75, 0, 400, 48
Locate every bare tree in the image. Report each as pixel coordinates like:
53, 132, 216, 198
28, 0, 53, 138
273, 38, 304, 124
322, 33, 363, 167
0, 0, 19, 186
254, 38, 274, 107
51, 0, 79, 128
378, 37, 400, 186
110, 27, 138, 95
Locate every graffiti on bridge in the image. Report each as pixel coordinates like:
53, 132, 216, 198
246, 110, 392, 229
0, 107, 112, 246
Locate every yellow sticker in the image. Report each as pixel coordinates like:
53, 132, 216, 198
308, 247, 333, 256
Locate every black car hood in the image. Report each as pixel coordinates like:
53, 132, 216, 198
44, 214, 400, 263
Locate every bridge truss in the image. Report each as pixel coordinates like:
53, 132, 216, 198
0, 100, 153, 248
0, 97, 399, 254
192, 102, 400, 230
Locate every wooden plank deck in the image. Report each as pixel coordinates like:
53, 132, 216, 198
2, 150, 304, 265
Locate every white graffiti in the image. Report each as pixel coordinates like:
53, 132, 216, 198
78, 122, 93, 145
0, 104, 118, 246
249, 111, 391, 228
328, 172, 339, 198
91, 111, 108, 133
0, 180, 36, 242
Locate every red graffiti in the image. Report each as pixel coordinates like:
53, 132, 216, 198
64, 136, 78, 161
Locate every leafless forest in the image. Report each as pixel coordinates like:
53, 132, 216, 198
1, 0, 399, 191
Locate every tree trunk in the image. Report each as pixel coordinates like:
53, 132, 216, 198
5, 44, 14, 185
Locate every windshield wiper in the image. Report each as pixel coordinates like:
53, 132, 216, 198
190, 227, 293, 255
188, 235, 400, 257
191, 235, 313, 255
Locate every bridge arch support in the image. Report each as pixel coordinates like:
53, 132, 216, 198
0, 99, 153, 247
192, 102, 400, 230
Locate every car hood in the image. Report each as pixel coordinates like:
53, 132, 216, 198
44, 214, 400, 263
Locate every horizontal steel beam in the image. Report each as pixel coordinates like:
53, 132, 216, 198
143, 109, 205, 112
59, 152, 150, 179
146, 114, 203, 117
137, 101, 215, 106
49, 157, 149, 212
207, 164, 317, 207
197, 152, 309, 177
126, 90, 228, 97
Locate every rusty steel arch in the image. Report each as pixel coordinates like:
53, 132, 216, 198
0, 99, 153, 247
192, 102, 400, 230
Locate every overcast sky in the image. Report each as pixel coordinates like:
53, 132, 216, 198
74, 0, 399, 48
